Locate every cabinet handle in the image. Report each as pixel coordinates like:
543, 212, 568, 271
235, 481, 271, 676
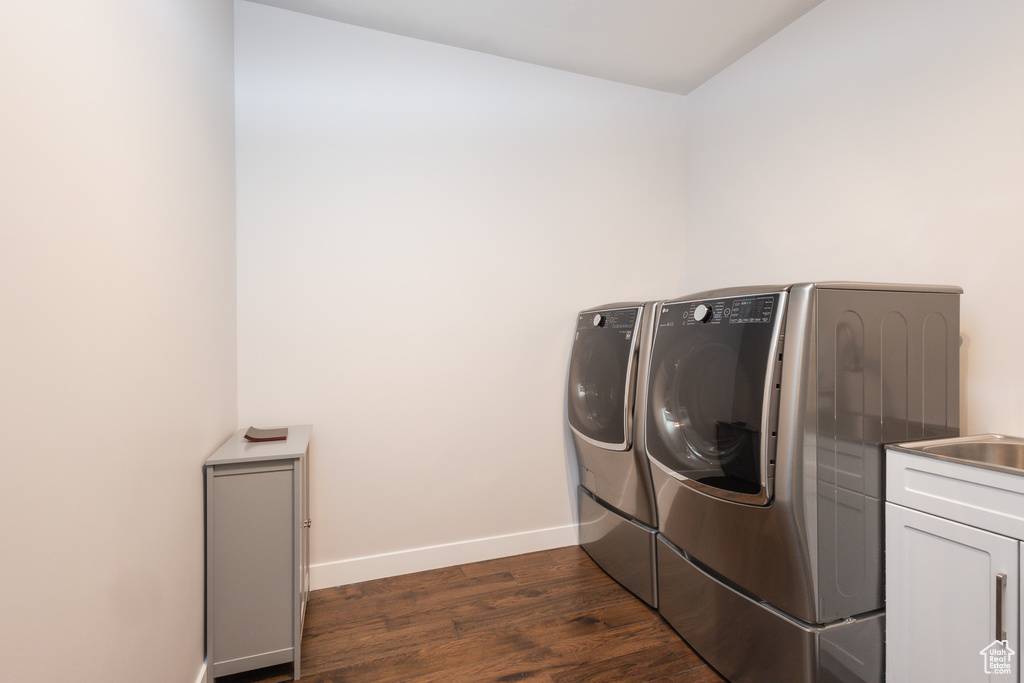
996, 573, 1007, 642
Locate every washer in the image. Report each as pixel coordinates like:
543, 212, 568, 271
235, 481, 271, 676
644, 283, 961, 682
567, 301, 659, 607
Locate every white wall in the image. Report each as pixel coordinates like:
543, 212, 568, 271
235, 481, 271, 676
685, 0, 1024, 435
234, 1, 687, 586
0, 2, 236, 682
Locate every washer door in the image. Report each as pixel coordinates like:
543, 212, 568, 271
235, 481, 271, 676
645, 294, 784, 505
567, 307, 642, 450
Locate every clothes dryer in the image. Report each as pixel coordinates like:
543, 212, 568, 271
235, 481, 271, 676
644, 283, 961, 683
568, 302, 659, 607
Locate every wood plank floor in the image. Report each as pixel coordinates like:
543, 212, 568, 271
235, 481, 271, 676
216, 546, 725, 683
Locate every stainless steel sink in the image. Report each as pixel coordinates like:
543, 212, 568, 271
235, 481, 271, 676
892, 434, 1024, 475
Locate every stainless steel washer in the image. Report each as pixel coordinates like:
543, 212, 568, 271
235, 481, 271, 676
644, 283, 961, 682
568, 301, 659, 607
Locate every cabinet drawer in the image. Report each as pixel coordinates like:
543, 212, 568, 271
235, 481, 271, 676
886, 449, 1024, 540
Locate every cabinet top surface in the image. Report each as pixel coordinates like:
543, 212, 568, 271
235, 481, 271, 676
205, 424, 312, 466
889, 433, 1024, 478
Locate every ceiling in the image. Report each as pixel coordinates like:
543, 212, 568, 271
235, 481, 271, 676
244, 0, 824, 95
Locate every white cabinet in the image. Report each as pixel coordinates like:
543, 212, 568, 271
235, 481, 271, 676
886, 447, 1023, 682
886, 503, 1018, 681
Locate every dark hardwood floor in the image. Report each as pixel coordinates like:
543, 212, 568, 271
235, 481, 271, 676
216, 546, 726, 683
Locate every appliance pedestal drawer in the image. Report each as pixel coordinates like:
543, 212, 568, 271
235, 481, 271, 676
656, 535, 882, 683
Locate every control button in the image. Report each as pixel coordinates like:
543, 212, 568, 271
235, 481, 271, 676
593, 314, 606, 327
694, 303, 713, 323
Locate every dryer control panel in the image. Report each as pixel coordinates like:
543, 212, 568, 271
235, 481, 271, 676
576, 307, 639, 341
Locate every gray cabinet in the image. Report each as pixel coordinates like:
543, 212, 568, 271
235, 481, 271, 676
205, 425, 311, 681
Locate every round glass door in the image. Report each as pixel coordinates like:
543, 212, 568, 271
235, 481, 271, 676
567, 307, 641, 449
645, 295, 781, 503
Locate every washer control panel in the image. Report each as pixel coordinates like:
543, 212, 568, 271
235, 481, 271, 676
680, 299, 726, 325
726, 295, 775, 324
673, 295, 776, 325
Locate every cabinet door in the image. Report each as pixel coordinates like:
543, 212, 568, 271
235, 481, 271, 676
210, 462, 296, 673
886, 503, 1019, 682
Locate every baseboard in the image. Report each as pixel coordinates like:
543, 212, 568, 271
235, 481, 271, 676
310, 524, 578, 589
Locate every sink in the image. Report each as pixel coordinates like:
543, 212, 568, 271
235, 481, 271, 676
892, 434, 1024, 475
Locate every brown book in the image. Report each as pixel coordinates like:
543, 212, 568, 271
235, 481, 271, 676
244, 426, 289, 442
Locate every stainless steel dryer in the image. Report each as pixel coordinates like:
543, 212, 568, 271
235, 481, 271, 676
645, 283, 961, 683
568, 302, 659, 607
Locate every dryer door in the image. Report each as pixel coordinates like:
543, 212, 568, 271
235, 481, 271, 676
567, 306, 642, 450
645, 293, 785, 505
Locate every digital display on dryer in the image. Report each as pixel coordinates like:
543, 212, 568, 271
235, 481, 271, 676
575, 307, 638, 341
727, 296, 775, 324
606, 308, 638, 337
